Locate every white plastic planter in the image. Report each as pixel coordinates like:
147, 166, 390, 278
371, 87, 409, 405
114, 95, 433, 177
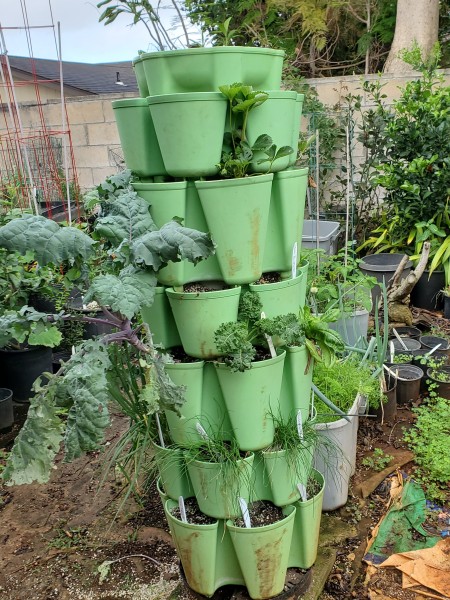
313, 394, 361, 511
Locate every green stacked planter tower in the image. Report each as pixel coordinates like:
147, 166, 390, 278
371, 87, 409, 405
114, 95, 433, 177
114, 46, 323, 600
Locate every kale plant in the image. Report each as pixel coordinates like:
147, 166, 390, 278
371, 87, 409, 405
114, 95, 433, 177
0, 171, 215, 485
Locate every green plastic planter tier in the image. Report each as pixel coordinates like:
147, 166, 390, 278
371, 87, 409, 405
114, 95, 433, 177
247, 91, 298, 174
214, 351, 286, 451
289, 94, 305, 167
147, 92, 227, 178
297, 260, 309, 309
262, 442, 314, 506
187, 453, 254, 519
227, 505, 296, 600
132, 55, 149, 97
165, 501, 244, 597
166, 286, 241, 359
279, 345, 314, 423
140, 286, 181, 349
195, 174, 273, 285
141, 47, 284, 96
132, 181, 222, 286
249, 270, 304, 318
112, 98, 165, 177
164, 361, 233, 445
152, 443, 193, 500
288, 469, 325, 569
263, 168, 308, 274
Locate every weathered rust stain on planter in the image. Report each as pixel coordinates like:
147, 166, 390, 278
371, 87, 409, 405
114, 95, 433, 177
179, 531, 202, 591
225, 249, 241, 277
250, 208, 261, 275
255, 535, 283, 597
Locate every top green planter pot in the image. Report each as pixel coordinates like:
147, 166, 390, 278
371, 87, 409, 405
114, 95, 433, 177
132, 55, 149, 97
288, 94, 304, 167
141, 47, 284, 96
247, 91, 298, 174
147, 92, 227, 178
112, 98, 166, 177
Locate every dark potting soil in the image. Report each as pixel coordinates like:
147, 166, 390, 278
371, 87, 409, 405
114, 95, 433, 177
233, 500, 284, 528
183, 282, 230, 293
167, 346, 200, 363
306, 477, 322, 499
254, 346, 273, 362
171, 497, 216, 525
253, 272, 282, 285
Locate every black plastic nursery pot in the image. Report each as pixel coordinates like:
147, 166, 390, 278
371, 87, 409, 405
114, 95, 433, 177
0, 346, 52, 402
426, 366, 450, 400
392, 326, 421, 339
411, 349, 449, 368
373, 377, 397, 422
390, 337, 421, 352
445, 296, 450, 319
0, 388, 14, 431
419, 335, 450, 352
410, 270, 445, 311
394, 365, 423, 405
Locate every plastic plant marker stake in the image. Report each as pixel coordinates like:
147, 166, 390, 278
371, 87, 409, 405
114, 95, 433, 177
178, 496, 188, 523
297, 483, 307, 502
425, 344, 442, 357
297, 410, 304, 440
261, 312, 277, 358
392, 329, 408, 351
390, 340, 395, 363
292, 242, 298, 279
239, 498, 251, 528
196, 422, 209, 440
72, 345, 76, 356
155, 413, 165, 448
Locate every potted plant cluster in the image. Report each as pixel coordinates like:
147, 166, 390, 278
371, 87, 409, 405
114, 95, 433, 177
110, 46, 343, 598
357, 45, 450, 311
1, 45, 344, 600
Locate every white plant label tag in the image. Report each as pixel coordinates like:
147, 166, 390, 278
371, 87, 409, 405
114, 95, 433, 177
292, 242, 298, 279
155, 413, 165, 448
71, 345, 76, 356
239, 498, 251, 528
297, 483, 307, 502
261, 312, 277, 358
178, 496, 188, 523
296, 410, 304, 440
196, 422, 209, 440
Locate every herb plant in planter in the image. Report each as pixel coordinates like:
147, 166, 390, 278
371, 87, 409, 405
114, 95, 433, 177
185, 436, 254, 519
213, 292, 286, 450
196, 83, 294, 285
0, 170, 215, 485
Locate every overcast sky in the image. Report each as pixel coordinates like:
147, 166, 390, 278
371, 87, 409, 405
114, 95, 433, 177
0, 0, 191, 63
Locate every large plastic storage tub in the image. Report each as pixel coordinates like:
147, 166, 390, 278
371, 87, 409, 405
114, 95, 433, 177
301, 220, 340, 255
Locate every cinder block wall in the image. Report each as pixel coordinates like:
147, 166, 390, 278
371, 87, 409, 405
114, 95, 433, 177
5, 70, 450, 191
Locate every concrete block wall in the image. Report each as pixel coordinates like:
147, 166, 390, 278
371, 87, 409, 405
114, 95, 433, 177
2, 70, 449, 192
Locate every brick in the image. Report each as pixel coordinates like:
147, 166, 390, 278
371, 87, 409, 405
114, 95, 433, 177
66, 99, 105, 124
87, 122, 120, 146
69, 124, 87, 147
76, 167, 94, 190
73, 145, 110, 168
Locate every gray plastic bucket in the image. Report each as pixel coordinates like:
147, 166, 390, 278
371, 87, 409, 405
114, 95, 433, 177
359, 253, 413, 311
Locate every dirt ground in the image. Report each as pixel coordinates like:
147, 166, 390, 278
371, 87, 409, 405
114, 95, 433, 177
0, 402, 445, 600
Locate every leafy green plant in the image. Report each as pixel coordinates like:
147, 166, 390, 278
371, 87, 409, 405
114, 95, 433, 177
404, 396, 450, 501
357, 44, 450, 281
217, 83, 293, 178
361, 448, 393, 471
260, 306, 345, 367
305, 245, 376, 314
0, 170, 215, 485
214, 291, 268, 371
313, 355, 381, 421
